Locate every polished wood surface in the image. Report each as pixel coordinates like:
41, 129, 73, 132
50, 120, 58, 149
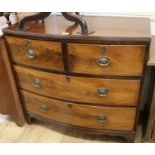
3, 15, 151, 39
14, 65, 141, 106
20, 90, 136, 131
0, 39, 12, 113
5, 37, 63, 71
2, 15, 151, 142
68, 44, 146, 76
0, 38, 25, 126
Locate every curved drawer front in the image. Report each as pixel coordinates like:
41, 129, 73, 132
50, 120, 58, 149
68, 44, 146, 76
5, 37, 63, 71
20, 90, 136, 131
14, 65, 141, 106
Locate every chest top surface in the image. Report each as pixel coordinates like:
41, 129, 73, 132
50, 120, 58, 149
2, 15, 151, 41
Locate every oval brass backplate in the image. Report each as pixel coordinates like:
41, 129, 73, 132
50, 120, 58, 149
97, 88, 109, 97
33, 78, 41, 88
40, 104, 49, 112
26, 49, 36, 59
96, 56, 110, 67
97, 115, 107, 123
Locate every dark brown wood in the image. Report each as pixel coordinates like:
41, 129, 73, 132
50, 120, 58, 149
0, 37, 25, 126
20, 90, 136, 131
14, 65, 141, 106
62, 12, 89, 35
62, 41, 69, 72
5, 37, 64, 71
68, 43, 146, 76
17, 12, 89, 35
18, 12, 51, 30
126, 134, 136, 143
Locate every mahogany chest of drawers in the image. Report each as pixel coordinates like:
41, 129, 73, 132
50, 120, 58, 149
2, 15, 152, 142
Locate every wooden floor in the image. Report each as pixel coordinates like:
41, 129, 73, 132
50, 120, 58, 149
0, 119, 142, 143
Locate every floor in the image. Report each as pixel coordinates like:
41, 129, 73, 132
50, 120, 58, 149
0, 119, 142, 143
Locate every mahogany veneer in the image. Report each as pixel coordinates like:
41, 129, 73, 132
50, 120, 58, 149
0, 37, 25, 125
2, 15, 152, 142
21, 90, 136, 131
14, 65, 141, 106
6, 37, 63, 71
68, 44, 146, 76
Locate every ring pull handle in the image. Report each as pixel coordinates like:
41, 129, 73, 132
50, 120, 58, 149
33, 78, 41, 88
97, 56, 110, 67
40, 104, 49, 112
97, 88, 108, 97
26, 49, 36, 59
26, 40, 36, 59
97, 115, 107, 123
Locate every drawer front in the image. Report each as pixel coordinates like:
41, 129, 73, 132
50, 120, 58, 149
14, 65, 141, 106
5, 37, 63, 71
21, 90, 136, 131
68, 44, 146, 76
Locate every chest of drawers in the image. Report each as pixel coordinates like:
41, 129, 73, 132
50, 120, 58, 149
2, 15, 152, 142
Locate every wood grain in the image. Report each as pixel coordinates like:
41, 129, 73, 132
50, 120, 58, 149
0, 38, 25, 126
20, 90, 136, 131
3, 15, 151, 39
68, 44, 146, 76
5, 37, 64, 71
14, 65, 141, 106
1, 15, 151, 142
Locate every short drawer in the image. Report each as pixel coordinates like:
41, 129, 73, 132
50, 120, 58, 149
20, 90, 136, 131
5, 37, 63, 71
68, 44, 146, 76
14, 65, 141, 106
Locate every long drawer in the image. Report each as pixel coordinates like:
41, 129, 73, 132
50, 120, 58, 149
68, 43, 146, 76
5, 37, 64, 71
14, 65, 141, 106
20, 90, 136, 131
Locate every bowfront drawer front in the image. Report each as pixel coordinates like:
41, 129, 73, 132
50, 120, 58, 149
20, 90, 136, 131
68, 44, 146, 76
5, 37, 63, 71
14, 65, 141, 106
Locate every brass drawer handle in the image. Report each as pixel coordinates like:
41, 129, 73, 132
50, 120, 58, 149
26, 49, 36, 59
97, 115, 107, 123
97, 88, 108, 97
40, 104, 49, 112
33, 78, 41, 88
97, 56, 110, 67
